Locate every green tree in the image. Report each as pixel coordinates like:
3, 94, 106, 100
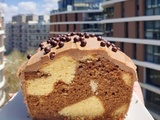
3, 49, 28, 101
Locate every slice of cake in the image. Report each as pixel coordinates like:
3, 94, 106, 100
17, 32, 138, 120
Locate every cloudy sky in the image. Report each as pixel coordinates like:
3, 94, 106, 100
0, 0, 58, 23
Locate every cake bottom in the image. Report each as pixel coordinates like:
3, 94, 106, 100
22, 56, 134, 120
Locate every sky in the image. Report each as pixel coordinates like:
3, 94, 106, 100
0, 0, 58, 23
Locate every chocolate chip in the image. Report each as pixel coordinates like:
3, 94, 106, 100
50, 40, 57, 47
79, 37, 84, 41
106, 41, 111, 47
97, 36, 102, 41
76, 32, 81, 35
117, 47, 121, 50
50, 52, 55, 60
60, 37, 66, 42
80, 40, 87, 47
100, 41, 106, 47
55, 38, 60, 42
59, 41, 64, 48
40, 45, 45, 50
85, 34, 90, 38
67, 33, 71, 36
44, 46, 51, 54
51, 37, 55, 40
66, 37, 71, 42
90, 34, 95, 37
74, 37, 79, 43
27, 54, 32, 59
111, 43, 116, 47
39, 43, 44, 47
57, 34, 62, 37
47, 40, 51, 44
70, 32, 76, 36
112, 46, 118, 52
79, 33, 84, 37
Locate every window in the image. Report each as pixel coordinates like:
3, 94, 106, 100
136, 0, 139, 16
146, 0, 160, 15
121, 2, 124, 17
145, 21, 160, 40
104, 23, 113, 37
145, 68, 160, 114
145, 45, 160, 64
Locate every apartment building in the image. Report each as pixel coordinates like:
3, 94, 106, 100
50, 0, 103, 37
101, 0, 160, 119
0, 13, 6, 107
5, 14, 50, 53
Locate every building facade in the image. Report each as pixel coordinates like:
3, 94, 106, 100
5, 14, 50, 53
101, 0, 160, 119
50, 10, 103, 37
0, 12, 6, 107
58, 0, 102, 11
49, 0, 160, 119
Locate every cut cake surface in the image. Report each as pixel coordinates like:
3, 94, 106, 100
17, 32, 138, 120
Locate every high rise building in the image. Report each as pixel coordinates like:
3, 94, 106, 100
101, 0, 160, 119
50, 0, 160, 119
50, 0, 103, 37
0, 8, 6, 107
5, 14, 50, 53
57, 0, 102, 11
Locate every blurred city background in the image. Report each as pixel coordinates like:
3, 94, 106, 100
0, 0, 160, 119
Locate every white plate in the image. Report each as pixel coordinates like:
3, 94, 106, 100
0, 90, 154, 120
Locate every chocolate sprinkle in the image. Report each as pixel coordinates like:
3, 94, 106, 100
85, 34, 90, 38
60, 37, 66, 42
79, 33, 84, 37
27, 54, 32, 59
100, 41, 106, 47
44, 46, 51, 54
80, 40, 87, 47
106, 41, 111, 47
74, 37, 79, 43
59, 41, 64, 48
90, 34, 95, 37
47, 40, 51, 44
50, 40, 57, 47
55, 38, 60, 42
66, 37, 71, 42
112, 46, 118, 52
50, 52, 55, 60
97, 36, 102, 41
40, 45, 45, 50
70, 32, 76, 36
79, 37, 84, 41
39, 43, 44, 47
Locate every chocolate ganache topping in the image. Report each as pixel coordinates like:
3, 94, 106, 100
20, 32, 137, 81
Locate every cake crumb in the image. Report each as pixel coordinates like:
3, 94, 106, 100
90, 80, 98, 93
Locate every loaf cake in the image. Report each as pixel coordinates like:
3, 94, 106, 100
17, 32, 138, 120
